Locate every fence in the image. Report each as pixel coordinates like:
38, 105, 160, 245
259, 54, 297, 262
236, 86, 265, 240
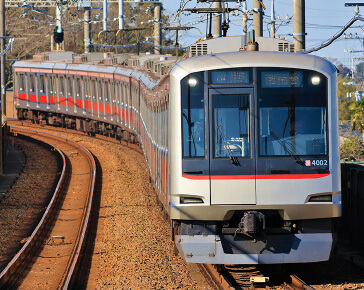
340, 163, 364, 248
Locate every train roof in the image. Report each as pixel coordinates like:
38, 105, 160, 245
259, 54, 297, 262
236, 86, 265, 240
13, 37, 336, 86
171, 50, 337, 79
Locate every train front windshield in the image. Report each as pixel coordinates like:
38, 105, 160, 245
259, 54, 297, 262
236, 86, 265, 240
181, 68, 328, 161
258, 68, 327, 157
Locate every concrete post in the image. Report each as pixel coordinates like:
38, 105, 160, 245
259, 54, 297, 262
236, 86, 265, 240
293, 0, 305, 51
84, 7, 91, 53
213, 2, 221, 38
119, 0, 124, 30
242, 0, 247, 36
103, 0, 108, 31
271, 0, 275, 38
253, 0, 263, 37
154, 3, 161, 55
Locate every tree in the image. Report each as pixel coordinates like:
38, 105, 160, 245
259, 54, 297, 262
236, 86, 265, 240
355, 62, 364, 80
350, 99, 364, 136
328, 58, 351, 78
340, 137, 364, 161
5, 3, 172, 88
338, 76, 356, 123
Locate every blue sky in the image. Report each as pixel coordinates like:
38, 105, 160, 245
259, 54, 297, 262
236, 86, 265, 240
162, 0, 364, 68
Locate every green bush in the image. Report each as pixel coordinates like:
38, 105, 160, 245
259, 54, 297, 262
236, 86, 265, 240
340, 137, 364, 161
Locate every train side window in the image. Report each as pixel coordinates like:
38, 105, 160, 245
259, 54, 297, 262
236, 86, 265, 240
76, 78, 81, 96
39, 75, 45, 93
92, 80, 96, 99
29, 74, 35, 92
49, 75, 53, 94
106, 82, 110, 102
181, 72, 205, 159
19, 74, 25, 91
68, 77, 73, 96
99, 81, 103, 101
59, 76, 64, 95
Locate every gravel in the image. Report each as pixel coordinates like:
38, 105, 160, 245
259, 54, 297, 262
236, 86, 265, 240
0, 136, 60, 272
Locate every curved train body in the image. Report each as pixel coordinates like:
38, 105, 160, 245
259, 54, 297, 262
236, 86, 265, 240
13, 36, 341, 264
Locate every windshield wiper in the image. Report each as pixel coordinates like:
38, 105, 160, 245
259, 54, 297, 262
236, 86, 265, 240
182, 111, 197, 157
269, 130, 305, 166
216, 124, 239, 165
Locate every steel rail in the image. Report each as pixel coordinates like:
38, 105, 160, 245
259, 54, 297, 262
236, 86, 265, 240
0, 130, 67, 287
61, 132, 97, 288
198, 264, 234, 290
289, 274, 314, 290
0, 127, 97, 289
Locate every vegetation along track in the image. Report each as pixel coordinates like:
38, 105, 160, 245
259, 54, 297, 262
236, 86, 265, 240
0, 127, 96, 288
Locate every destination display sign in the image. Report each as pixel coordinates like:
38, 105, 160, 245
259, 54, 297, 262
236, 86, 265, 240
210, 70, 250, 85
261, 71, 303, 88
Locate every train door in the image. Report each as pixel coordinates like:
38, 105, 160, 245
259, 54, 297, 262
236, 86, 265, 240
209, 88, 256, 205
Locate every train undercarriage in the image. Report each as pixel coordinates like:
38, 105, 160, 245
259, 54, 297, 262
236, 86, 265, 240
16, 108, 138, 144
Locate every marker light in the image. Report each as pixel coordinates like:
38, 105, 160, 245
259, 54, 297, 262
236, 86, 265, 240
188, 78, 198, 87
311, 76, 320, 85
308, 195, 332, 202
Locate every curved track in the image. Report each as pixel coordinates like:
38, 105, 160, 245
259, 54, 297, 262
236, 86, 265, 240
0, 127, 96, 288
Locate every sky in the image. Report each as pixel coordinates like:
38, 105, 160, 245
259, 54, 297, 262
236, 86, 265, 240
162, 0, 364, 68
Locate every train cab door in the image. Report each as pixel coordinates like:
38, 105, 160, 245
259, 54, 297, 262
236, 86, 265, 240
209, 88, 256, 205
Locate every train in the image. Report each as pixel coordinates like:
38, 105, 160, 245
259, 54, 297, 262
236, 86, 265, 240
12, 35, 341, 264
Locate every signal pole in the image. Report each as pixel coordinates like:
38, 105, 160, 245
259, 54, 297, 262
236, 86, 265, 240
56, 3, 63, 50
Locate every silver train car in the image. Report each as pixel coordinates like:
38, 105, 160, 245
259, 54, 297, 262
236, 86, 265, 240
13, 36, 341, 264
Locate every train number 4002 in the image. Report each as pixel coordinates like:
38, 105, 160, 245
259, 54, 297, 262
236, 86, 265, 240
311, 160, 328, 166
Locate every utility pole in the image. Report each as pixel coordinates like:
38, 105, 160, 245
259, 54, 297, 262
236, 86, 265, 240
84, 6, 91, 53
213, 1, 221, 38
103, 0, 108, 31
119, 0, 124, 30
293, 0, 305, 51
165, 26, 192, 61
242, 0, 247, 36
253, 0, 263, 37
271, 0, 275, 38
154, 2, 161, 55
0, 0, 5, 174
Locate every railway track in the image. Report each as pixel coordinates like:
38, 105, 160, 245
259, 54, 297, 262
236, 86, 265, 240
0, 127, 96, 288
200, 263, 314, 289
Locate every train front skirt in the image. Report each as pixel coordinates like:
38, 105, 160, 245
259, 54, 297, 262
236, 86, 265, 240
175, 232, 333, 264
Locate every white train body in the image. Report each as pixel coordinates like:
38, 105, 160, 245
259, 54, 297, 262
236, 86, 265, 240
13, 36, 341, 264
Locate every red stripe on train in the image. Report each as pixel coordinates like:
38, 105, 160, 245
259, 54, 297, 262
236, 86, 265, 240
182, 173, 330, 180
